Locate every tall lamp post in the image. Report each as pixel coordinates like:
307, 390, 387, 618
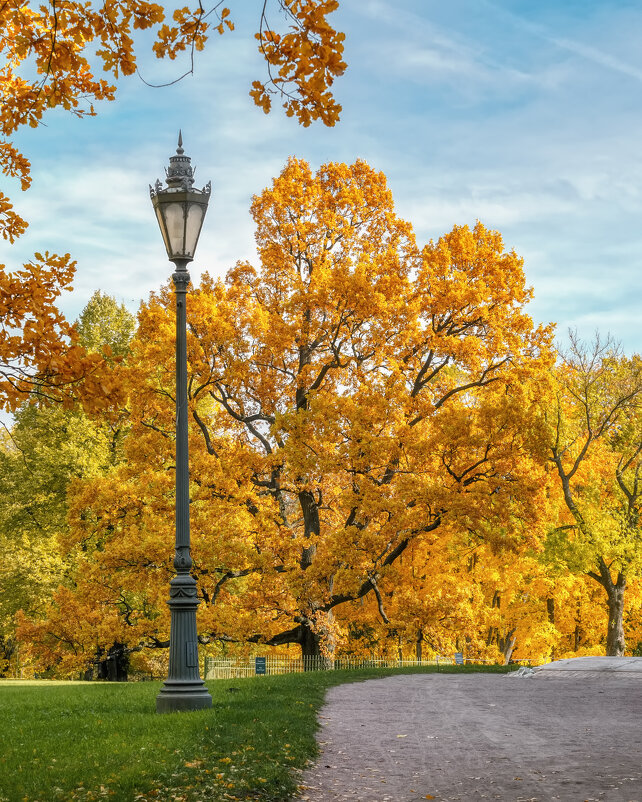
150, 132, 213, 713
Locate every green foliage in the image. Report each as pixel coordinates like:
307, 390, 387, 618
0, 402, 127, 668
542, 333, 642, 655
547, 335, 642, 575
542, 526, 594, 575
76, 291, 136, 359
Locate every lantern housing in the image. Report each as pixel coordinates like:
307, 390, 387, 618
150, 131, 210, 262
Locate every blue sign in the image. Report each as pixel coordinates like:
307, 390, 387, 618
455, 652, 464, 665
255, 656, 267, 675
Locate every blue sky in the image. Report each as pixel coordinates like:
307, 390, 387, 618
4, 0, 642, 354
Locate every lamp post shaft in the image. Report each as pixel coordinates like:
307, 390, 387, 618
174, 263, 191, 564
156, 262, 212, 713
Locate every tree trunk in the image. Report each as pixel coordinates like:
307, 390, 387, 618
298, 489, 320, 570
572, 600, 582, 652
0, 637, 15, 678
546, 597, 556, 661
96, 642, 129, 681
416, 629, 423, 663
299, 622, 333, 669
499, 630, 516, 664
606, 581, 626, 656
587, 558, 626, 657
300, 624, 320, 657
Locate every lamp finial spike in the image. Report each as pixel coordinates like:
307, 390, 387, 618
177, 130, 183, 155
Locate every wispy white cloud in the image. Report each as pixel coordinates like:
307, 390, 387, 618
480, 0, 642, 83
550, 36, 642, 83
356, 0, 551, 95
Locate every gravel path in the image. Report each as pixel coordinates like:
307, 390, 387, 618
298, 671, 642, 802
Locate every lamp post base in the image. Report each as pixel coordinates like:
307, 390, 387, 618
156, 574, 212, 714
156, 679, 212, 713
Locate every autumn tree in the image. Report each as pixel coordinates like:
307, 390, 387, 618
543, 333, 642, 656
336, 535, 502, 664
18, 158, 556, 672
355, 525, 556, 666
0, 292, 134, 675
458, 546, 608, 664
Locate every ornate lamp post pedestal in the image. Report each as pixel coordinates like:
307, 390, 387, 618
156, 574, 212, 712
151, 134, 212, 713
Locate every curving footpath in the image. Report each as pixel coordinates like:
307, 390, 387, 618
298, 658, 642, 802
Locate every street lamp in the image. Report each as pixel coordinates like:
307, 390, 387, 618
150, 132, 213, 713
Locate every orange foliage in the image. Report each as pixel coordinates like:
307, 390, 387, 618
0, 0, 344, 235
252, 0, 345, 126
0, 254, 125, 411
0, 1, 344, 411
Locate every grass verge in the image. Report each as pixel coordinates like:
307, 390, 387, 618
0, 664, 515, 801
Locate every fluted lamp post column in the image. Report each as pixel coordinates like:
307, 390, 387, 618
150, 132, 212, 713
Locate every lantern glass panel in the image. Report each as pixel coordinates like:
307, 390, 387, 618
154, 205, 171, 257
162, 202, 187, 258
184, 204, 205, 257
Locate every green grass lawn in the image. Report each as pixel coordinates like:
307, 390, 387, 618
0, 664, 514, 801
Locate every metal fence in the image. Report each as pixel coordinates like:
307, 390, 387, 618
203, 653, 494, 679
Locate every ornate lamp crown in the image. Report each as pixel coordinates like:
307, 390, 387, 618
166, 130, 195, 190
